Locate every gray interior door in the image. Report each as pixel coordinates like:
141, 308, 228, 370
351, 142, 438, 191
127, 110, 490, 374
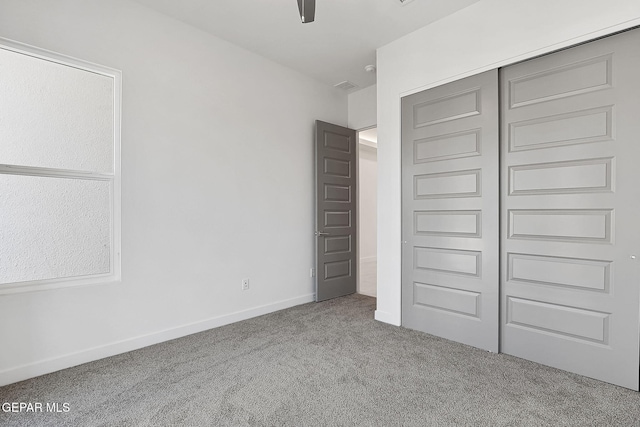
500, 29, 640, 390
315, 120, 357, 302
401, 70, 500, 352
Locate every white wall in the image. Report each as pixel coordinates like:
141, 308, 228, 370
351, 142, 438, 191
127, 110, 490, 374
348, 84, 376, 131
0, 0, 347, 385
358, 145, 377, 261
376, 0, 640, 325
358, 143, 377, 297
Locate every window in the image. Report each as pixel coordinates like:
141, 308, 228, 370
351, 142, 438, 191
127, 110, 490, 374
0, 38, 121, 294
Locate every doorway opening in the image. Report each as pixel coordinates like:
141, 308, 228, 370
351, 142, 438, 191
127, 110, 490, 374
357, 127, 377, 297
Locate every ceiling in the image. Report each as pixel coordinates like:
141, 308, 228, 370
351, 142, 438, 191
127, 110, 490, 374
133, 0, 480, 90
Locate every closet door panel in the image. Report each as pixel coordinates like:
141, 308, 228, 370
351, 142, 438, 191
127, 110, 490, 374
402, 70, 499, 352
501, 29, 640, 390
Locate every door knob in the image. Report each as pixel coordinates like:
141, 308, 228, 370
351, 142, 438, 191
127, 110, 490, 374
316, 231, 330, 236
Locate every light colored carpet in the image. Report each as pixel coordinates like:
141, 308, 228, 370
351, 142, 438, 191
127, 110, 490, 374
1, 294, 639, 426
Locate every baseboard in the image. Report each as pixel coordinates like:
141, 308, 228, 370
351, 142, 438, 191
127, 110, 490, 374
375, 309, 401, 326
0, 293, 315, 387
358, 290, 376, 298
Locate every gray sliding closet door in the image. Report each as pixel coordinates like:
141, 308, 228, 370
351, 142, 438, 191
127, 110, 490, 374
500, 29, 640, 390
401, 70, 499, 352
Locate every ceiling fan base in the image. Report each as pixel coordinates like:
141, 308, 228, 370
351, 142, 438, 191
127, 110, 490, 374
297, 0, 316, 23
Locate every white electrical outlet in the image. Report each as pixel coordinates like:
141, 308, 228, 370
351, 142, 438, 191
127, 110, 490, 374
310, 268, 315, 278
242, 278, 249, 291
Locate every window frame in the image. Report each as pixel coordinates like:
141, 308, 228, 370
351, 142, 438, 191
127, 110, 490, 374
0, 37, 122, 295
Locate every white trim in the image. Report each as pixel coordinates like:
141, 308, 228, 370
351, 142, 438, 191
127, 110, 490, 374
356, 124, 377, 132
0, 293, 315, 386
360, 256, 377, 263
0, 164, 113, 181
112, 59, 123, 289
0, 36, 120, 77
0, 274, 121, 296
0, 37, 122, 294
375, 309, 400, 326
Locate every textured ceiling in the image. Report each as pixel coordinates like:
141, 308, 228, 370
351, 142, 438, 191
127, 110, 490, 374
133, 0, 480, 90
